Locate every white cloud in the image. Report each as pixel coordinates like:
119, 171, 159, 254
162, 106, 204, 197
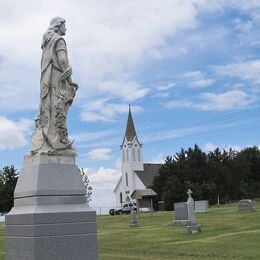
87, 148, 113, 161
86, 166, 121, 208
165, 100, 193, 109
204, 142, 219, 152
153, 83, 176, 98
197, 90, 253, 111
191, 78, 215, 88
215, 60, 260, 83
96, 80, 149, 101
181, 70, 215, 88
0, 0, 202, 113
182, 70, 203, 78
204, 142, 243, 152
80, 99, 142, 122
0, 117, 33, 150
152, 92, 170, 98
149, 153, 165, 164
71, 130, 116, 143
166, 90, 254, 111
157, 83, 176, 91
194, 0, 260, 12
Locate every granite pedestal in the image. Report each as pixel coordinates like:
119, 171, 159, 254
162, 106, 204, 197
186, 189, 201, 234
5, 154, 97, 260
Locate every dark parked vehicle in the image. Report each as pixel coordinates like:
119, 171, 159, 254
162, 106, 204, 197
109, 202, 137, 216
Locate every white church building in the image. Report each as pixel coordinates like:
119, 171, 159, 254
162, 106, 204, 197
113, 106, 161, 208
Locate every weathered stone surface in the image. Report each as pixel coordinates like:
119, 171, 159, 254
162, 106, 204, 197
195, 200, 209, 213
5, 17, 97, 260
14, 154, 85, 200
30, 17, 78, 156
5, 160, 98, 260
130, 208, 139, 227
186, 189, 201, 234
239, 199, 256, 212
173, 202, 188, 225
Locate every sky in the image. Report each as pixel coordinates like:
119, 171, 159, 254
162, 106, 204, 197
0, 0, 260, 212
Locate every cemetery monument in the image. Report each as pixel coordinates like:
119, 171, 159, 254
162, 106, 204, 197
195, 200, 209, 213
186, 189, 201, 234
173, 202, 188, 225
5, 17, 97, 260
129, 207, 139, 227
239, 199, 256, 212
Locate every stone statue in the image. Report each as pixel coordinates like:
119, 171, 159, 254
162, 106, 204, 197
5, 18, 97, 260
30, 17, 78, 155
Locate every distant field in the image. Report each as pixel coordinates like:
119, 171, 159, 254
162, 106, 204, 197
1, 202, 260, 259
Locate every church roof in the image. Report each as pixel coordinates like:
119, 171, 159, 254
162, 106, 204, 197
135, 163, 162, 188
124, 105, 137, 142
131, 189, 157, 200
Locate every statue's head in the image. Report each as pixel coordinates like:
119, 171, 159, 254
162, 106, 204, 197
49, 16, 66, 36
41, 17, 66, 48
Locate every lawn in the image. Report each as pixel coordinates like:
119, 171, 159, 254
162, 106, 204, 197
1, 203, 260, 259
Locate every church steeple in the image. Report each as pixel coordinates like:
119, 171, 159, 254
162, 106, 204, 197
121, 104, 143, 169
124, 105, 137, 142
118, 104, 144, 204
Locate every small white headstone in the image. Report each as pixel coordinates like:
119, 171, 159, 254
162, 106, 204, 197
195, 200, 208, 213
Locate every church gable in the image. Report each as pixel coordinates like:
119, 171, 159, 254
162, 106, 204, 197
134, 163, 162, 188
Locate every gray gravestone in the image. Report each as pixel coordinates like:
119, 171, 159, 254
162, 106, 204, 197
173, 202, 188, 225
195, 200, 209, 213
130, 208, 139, 227
239, 199, 256, 212
158, 200, 165, 211
5, 17, 97, 260
186, 189, 201, 234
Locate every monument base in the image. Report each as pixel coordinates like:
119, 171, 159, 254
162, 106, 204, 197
173, 220, 188, 225
186, 224, 201, 234
5, 154, 97, 260
129, 222, 139, 227
5, 204, 97, 260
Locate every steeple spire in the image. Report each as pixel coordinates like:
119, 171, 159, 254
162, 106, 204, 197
124, 105, 137, 142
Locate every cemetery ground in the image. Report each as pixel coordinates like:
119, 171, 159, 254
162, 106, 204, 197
0, 202, 260, 259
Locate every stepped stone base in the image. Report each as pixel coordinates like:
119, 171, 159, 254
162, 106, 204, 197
5, 154, 97, 260
186, 224, 201, 234
173, 220, 188, 225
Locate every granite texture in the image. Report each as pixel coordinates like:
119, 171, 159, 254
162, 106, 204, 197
5, 205, 97, 260
14, 155, 85, 200
5, 17, 97, 259
5, 155, 98, 260
30, 17, 79, 155
173, 202, 188, 225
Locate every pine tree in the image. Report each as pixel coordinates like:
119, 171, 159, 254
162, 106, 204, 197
0, 166, 18, 213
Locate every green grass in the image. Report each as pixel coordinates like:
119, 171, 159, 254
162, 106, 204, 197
97, 204, 260, 260
1, 204, 260, 259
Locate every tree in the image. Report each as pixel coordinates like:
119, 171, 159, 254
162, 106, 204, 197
151, 144, 260, 209
0, 166, 18, 213
79, 168, 93, 203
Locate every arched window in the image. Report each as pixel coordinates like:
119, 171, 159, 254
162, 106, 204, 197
120, 192, 123, 204
125, 172, 128, 186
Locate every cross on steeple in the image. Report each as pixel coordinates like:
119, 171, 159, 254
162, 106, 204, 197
187, 189, 193, 198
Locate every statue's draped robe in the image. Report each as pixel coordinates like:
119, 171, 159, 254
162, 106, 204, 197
31, 34, 76, 154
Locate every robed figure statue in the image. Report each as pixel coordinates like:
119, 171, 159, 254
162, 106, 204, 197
31, 17, 78, 155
